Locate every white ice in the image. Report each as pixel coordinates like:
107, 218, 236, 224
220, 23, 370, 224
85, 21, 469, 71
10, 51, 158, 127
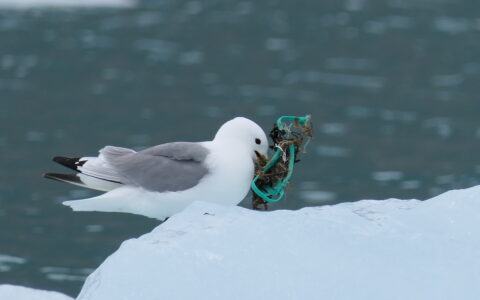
0, 285, 73, 300
76, 185, 480, 300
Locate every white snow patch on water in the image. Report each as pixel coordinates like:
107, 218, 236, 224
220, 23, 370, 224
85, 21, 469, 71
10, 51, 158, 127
299, 190, 337, 203
372, 170, 403, 181
0, 285, 73, 300
0, 254, 26, 272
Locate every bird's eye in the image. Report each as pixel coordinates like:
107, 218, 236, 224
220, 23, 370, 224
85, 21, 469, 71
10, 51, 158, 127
255, 138, 261, 145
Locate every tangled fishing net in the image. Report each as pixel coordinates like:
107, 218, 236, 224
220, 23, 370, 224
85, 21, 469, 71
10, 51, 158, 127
251, 116, 313, 210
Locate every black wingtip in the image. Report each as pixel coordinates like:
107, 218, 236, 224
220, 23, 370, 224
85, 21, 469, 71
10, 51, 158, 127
43, 172, 63, 181
52, 156, 85, 172
44, 172, 83, 184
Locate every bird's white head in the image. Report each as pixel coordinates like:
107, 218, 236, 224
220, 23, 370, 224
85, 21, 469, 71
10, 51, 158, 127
214, 117, 269, 159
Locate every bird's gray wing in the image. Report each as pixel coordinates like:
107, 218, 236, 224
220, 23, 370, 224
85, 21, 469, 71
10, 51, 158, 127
100, 142, 210, 193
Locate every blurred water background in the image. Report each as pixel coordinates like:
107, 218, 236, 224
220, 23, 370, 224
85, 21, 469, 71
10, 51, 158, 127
1, 0, 480, 296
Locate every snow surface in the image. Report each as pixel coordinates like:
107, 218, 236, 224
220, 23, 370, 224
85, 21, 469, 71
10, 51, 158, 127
77, 185, 480, 300
0, 285, 73, 300
0, 0, 135, 9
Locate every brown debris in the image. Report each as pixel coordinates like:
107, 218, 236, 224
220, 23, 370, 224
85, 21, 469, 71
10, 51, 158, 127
252, 118, 313, 210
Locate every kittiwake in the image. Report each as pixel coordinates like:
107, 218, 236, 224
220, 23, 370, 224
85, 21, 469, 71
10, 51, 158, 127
44, 117, 269, 220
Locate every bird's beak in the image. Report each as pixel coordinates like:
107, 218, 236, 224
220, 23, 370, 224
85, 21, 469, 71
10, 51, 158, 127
254, 150, 268, 162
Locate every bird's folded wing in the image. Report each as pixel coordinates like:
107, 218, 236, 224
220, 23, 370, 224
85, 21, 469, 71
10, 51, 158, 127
92, 142, 211, 193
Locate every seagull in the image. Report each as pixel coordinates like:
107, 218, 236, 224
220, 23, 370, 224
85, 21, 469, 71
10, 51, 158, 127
44, 117, 269, 220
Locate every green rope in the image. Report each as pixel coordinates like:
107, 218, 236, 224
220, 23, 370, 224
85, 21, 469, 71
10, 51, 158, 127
251, 115, 311, 203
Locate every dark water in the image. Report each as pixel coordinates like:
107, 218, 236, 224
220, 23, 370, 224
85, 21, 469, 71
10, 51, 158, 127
1, 0, 480, 296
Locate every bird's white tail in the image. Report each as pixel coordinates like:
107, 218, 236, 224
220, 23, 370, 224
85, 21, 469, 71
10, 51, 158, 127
62, 186, 169, 220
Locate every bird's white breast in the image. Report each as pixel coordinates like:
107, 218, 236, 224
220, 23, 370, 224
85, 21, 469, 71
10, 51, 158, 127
198, 140, 255, 205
